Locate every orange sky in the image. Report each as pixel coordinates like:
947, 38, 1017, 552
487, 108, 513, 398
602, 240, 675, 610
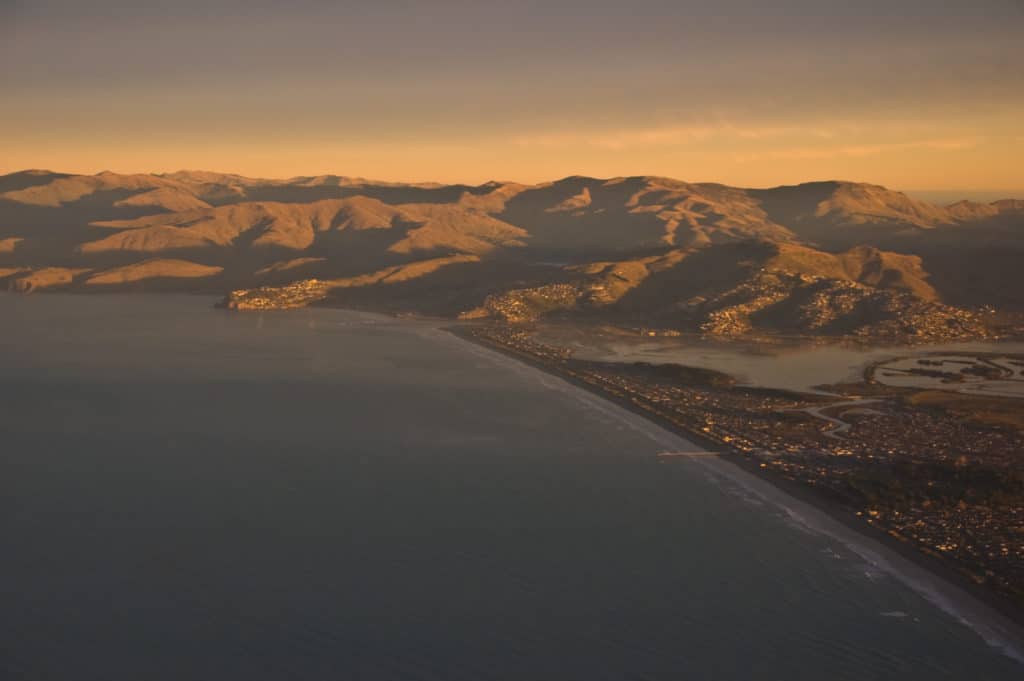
3, 1, 1023, 191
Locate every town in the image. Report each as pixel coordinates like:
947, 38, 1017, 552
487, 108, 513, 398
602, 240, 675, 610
220, 279, 330, 310
463, 324, 1024, 612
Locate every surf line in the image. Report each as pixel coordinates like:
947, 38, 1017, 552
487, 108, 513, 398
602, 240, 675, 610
657, 451, 721, 458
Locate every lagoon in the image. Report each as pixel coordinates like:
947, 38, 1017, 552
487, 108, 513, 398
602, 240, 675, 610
534, 326, 1024, 395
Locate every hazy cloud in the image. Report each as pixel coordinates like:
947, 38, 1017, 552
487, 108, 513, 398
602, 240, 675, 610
513, 124, 838, 150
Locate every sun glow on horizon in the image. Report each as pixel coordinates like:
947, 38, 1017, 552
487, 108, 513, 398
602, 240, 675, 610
2, 1, 1022, 192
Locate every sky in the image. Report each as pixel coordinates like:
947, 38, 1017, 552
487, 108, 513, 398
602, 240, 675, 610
2, 0, 1023, 191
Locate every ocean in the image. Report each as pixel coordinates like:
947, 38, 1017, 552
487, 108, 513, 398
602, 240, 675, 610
1, 294, 1020, 680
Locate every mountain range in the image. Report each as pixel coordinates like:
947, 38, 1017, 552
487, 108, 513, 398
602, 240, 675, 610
2, 169, 1021, 339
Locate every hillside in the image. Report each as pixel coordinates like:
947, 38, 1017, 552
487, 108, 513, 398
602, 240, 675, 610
459, 242, 984, 340
1, 169, 1021, 340
83, 259, 224, 288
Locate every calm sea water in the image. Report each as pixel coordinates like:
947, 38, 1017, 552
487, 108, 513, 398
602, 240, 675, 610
534, 326, 1024, 395
1, 294, 1021, 680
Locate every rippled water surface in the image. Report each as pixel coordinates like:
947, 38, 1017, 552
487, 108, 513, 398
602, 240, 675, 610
1, 294, 1021, 680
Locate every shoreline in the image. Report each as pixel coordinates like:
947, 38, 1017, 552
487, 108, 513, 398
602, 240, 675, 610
445, 325, 1024, 664
9, 292, 1021, 655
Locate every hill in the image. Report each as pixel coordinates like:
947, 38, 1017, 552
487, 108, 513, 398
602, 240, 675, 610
1, 169, 1021, 340
459, 242, 983, 340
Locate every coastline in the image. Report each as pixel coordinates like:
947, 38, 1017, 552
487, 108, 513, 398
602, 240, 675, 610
18, 294, 1020, 656
444, 324, 1024, 664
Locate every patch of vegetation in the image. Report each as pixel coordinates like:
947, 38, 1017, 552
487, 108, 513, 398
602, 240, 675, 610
846, 460, 1024, 509
905, 390, 1024, 430
615, 360, 736, 388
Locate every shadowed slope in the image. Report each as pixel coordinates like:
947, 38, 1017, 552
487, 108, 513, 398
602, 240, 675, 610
0, 170, 74, 195
1, 170, 1021, 336
462, 240, 981, 339
80, 197, 526, 260
749, 182, 956, 249
497, 176, 794, 254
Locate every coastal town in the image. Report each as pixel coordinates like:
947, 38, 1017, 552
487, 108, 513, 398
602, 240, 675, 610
463, 324, 1024, 612
221, 279, 330, 310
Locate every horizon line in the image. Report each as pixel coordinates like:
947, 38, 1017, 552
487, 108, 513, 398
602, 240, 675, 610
3, 167, 1023, 198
